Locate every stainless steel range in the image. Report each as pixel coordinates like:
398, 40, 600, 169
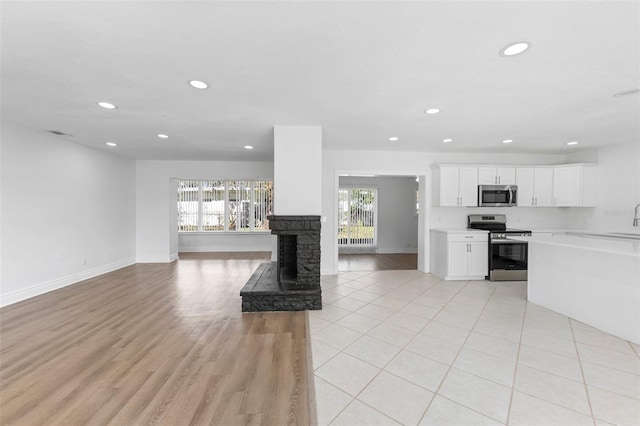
468, 214, 532, 281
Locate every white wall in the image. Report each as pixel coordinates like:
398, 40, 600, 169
321, 149, 567, 275
339, 176, 418, 253
581, 142, 640, 232
136, 160, 275, 261
1, 122, 136, 306
273, 126, 322, 215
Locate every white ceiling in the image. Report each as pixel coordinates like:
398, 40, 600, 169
2, 1, 638, 162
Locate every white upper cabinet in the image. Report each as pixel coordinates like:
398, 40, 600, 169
516, 167, 554, 206
459, 167, 479, 206
478, 167, 516, 185
433, 163, 596, 208
553, 164, 597, 207
433, 166, 478, 206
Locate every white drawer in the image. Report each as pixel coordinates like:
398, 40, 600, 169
447, 233, 488, 242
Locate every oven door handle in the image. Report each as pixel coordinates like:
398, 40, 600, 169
491, 239, 528, 244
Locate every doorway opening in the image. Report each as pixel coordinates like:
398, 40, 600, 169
336, 175, 422, 272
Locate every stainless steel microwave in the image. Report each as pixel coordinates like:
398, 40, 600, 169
478, 185, 518, 207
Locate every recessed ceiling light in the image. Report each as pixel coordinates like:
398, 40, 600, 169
442, 138, 453, 143
567, 141, 579, 146
157, 134, 169, 139
500, 42, 531, 57
97, 101, 116, 109
244, 145, 254, 150
389, 136, 399, 141
425, 108, 440, 114
613, 89, 639, 97
189, 80, 208, 89
106, 142, 118, 147
502, 139, 514, 144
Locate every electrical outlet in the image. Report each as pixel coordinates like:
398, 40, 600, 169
81, 258, 87, 266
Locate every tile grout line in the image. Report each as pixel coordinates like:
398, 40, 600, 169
317, 274, 462, 424
315, 272, 427, 425
328, 275, 445, 425
415, 280, 502, 425
321, 275, 638, 425
504, 295, 528, 426
568, 319, 598, 426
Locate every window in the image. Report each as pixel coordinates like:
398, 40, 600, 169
178, 179, 273, 232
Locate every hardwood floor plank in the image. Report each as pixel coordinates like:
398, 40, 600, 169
0, 252, 313, 425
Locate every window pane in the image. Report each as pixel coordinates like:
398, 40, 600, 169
178, 179, 199, 231
228, 180, 251, 231
202, 180, 225, 231
254, 180, 273, 231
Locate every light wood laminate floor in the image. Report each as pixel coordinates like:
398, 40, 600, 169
0, 252, 313, 426
338, 253, 418, 271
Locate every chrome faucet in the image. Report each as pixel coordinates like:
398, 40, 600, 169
634, 203, 640, 227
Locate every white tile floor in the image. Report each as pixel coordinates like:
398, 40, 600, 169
310, 270, 640, 426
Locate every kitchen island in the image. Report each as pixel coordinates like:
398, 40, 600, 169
519, 233, 640, 344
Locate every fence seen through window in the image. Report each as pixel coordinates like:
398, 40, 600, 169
178, 179, 273, 232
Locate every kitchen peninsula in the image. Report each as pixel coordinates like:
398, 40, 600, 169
521, 233, 640, 344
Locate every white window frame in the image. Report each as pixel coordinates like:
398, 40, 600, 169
178, 179, 273, 233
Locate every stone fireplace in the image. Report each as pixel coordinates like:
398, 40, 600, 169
240, 215, 322, 312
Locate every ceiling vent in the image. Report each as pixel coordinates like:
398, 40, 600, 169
46, 130, 72, 136
613, 89, 639, 97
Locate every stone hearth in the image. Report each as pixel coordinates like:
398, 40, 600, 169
240, 215, 322, 312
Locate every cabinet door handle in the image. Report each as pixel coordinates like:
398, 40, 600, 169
498, 176, 501, 184
535, 197, 538, 205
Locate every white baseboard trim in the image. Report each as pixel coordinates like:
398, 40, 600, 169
376, 248, 418, 254
177, 246, 273, 252
0, 257, 136, 308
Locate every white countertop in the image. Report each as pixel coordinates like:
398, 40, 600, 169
512, 234, 640, 257
430, 228, 488, 234
529, 228, 585, 234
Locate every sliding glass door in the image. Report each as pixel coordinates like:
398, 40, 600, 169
338, 188, 377, 253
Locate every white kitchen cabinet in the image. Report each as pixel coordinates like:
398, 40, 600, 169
478, 167, 516, 185
553, 164, 597, 207
433, 166, 478, 206
430, 230, 488, 280
516, 167, 554, 206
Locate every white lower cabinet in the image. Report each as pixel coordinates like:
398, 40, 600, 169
431, 230, 488, 280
